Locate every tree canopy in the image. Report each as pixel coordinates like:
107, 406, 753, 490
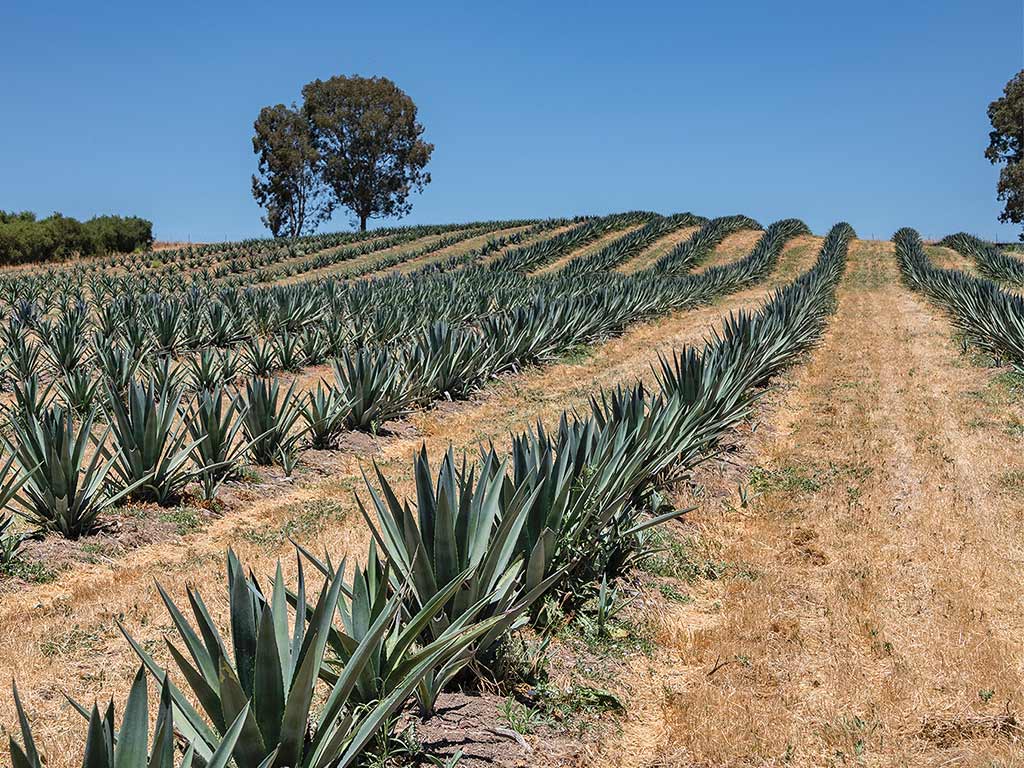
0, 212, 153, 265
987, 70, 1024, 239
251, 103, 332, 238
251, 75, 433, 234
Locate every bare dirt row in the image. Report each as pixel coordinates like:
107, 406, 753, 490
596, 240, 1024, 767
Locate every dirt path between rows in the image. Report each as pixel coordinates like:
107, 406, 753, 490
0, 235, 822, 763
531, 223, 647, 275
597, 239, 1024, 767
926, 243, 975, 272
617, 226, 701, 273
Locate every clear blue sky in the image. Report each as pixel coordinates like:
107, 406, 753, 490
2, 0, 1022, 242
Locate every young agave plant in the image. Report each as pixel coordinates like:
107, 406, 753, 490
243, 337, 280, 377
146, 355, 188, 394
358, 446, 557, 711
96, 340, 145, 396
5, 404, 137, 539
9, 668, 246, 768
9, 376, 54, 422
331, 349, 415, 431
149, 299, 185, 354
301, 327, 329, 366
186, 348, 227, 392
120, 550, 457, 768
105, 380, 204, 505
302, 382, 350, 450
44, 307, 89, 374
240, 376, 306, 470
0, 455, 34, 567
274, 331, 304, 372
185, 387, 255, 500
2, 325, 42, 382
57, 368, 102, 414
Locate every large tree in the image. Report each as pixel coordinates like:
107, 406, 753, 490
302, 75, 433, 231
251, 103, 332, 238
987, 70, 1024, 239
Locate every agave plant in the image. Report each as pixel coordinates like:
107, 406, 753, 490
146, 355, 188, 394
331, 349, 414, 431
9, 668, 246, 768
186, 348, 240, 391
57, 368, 102, 414
239, 376, 306, 469
297, 542, 505, 715
301, 327, 329, 366
274, 331, 304, 372
243, 337, 279, 378
43, 306, 90, 374
5, 404, 138, 539
2, 325, 42, 382
9, 376, 54, 422
0, 455, 33, 568
357, 446, 559, 711
185, 387, 256, 500
96, 340, 146, 396
0, 513, 27, 568
403, 322, 494, 402
120, 550, 468, 768
302, 382, 349, 450
105, 380, 204, 505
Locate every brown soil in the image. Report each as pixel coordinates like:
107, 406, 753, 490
693, 228, 765, 272
598, 239, 1024, 767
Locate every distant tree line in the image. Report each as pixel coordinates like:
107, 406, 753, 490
252, 74, 433, 236
0, 211, 153, 264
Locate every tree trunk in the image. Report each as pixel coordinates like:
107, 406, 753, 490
359, 213, 367, 231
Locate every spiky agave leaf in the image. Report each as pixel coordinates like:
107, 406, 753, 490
185, 386, 259, 500
5, 404, 143, 539
10, 667, 248, 768
331, 349, 415, 431
119, 549, 464, 768
105, 379, 205, 505
239, 376, 307, 467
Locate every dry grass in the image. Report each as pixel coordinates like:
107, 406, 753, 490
926, 243, 974, 271
616, 226, 701, 274
531, 224, 646, 276
598, 240, 1024, 767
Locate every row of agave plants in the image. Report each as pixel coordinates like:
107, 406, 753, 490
894, 228, 1024, 366
938, 231, 1024, 288
8, 221, 855, 768
0, 213, 774, 394
0, 218, 533, 301
555, 211, 705, 278
0, 211, 636, 327
0, 216, 806, 556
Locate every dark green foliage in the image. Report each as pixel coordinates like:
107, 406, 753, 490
0, 211, 153, 265
303, 75, 434, 231
986, 70, 1024, 239
252, 103, 332, 238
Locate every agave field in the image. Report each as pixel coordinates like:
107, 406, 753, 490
5, 214, 1024, 767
